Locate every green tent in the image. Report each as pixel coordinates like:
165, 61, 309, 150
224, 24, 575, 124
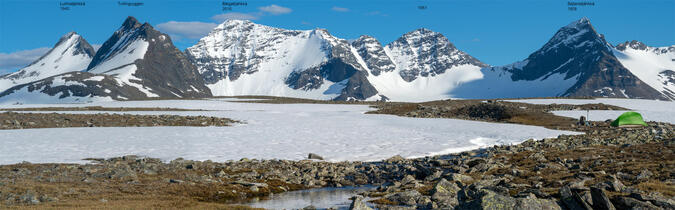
610, 111, 648, 127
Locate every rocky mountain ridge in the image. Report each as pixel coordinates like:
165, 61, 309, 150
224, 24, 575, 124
0, 17, 673, 103
0, 16, 211, 104
452, 18, 670, 100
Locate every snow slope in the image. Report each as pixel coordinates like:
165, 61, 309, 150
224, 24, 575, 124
450, 65, 580, 99
87, 37, 154, 97
364, 28, 486, 101
0, 99, 578, 164
187, 20, 488, 102
383, 28, 485, 82
186, 20, 346, 99
0, 32, 95, 92
614, 42, 675, 100
367, 64, 483, 102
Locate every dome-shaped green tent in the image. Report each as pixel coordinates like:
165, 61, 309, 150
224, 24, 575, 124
610, 111, 648, 127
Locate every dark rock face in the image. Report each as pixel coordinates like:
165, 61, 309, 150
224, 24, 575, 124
385, 28, 487, 82
286, 68, 323, 90
285, 57, 377, 101
509, 18, 610, 81
658, 70, 675, 99
502, 18, 665, 100
351, 35, 396, 76
611, 197, 661, 210
565, 53, 665, 99
659, 70, 675, 85
590, 187, 616, 210
285, 29, 378, 101
286, 59, 360, 91
88, 16, 211, 98
615, 40, 649, 51
333, 71, 378, 101
0, 72, 149, 101
132, 24, 211, 98
560, 185, 592, 210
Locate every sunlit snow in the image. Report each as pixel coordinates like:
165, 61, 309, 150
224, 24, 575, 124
0, 99, 579, 164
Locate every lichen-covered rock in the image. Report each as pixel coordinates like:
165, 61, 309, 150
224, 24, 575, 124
515, 194, 562, 210
431, 178, 461, 208
384, 190, 424, 206
464, 189, 517, 210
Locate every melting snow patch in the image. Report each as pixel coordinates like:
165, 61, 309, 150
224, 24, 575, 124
0, 100, 578, 164
84, 76, 105, 82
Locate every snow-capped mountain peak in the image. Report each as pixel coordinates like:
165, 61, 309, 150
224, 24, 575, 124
351, 35, 396, 76
219, 19, 253, 28
539, 17, 610, 55
0, 31, 95, 91
121, 16, 143, 30
451, 17, 667, 100
384, 28, 486, 82
0, 16, 211, 104
87, 16, 149, 71
565, 16, 591, 28
86, 16, 210, 98
186, 20, 377, 100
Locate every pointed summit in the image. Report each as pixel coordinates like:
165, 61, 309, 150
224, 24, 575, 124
565, 17, 592, 28
86, 16, 211, 98
0, 32, 95, 91
54, 32, 96, 57
478, 17, 667, 100
539, 17, 609, 54
121, 16, 142, 30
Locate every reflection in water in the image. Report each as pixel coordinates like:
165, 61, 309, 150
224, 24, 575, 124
247, 186, 375, 210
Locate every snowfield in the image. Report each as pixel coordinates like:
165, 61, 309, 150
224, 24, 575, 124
0, 99, 580, 164
508, 98, 675, 124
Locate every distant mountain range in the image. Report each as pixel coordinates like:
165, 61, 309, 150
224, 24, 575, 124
0, 16, 672, 104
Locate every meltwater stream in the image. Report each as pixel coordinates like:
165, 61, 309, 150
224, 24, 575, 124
246, 186, 376, 210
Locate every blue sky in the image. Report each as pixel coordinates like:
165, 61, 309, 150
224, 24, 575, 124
1, 0, 674, 73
